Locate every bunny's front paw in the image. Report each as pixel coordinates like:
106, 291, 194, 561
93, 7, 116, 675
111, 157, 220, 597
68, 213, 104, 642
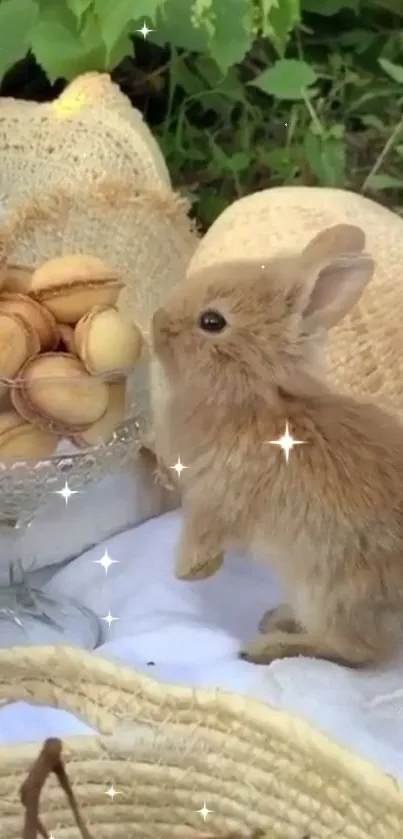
174, 511, 225, 581
175, 547, 224, 581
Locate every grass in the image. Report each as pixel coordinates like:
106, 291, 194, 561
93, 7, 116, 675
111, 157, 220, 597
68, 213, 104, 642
115, 3, 403, 230
1, 2, 403, 231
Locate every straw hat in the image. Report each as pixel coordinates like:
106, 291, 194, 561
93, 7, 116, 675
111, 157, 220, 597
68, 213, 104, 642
0, 71, 172, 202
185, 186, 403, 415
0, 72, 199, 431
1, 646, 403, 838
0, 71, 199, 327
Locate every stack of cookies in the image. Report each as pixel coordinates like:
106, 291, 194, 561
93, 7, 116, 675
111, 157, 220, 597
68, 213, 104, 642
0, 249, 143, 459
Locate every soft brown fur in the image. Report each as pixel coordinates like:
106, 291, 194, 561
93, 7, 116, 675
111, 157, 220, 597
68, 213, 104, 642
151, 224, 403, 668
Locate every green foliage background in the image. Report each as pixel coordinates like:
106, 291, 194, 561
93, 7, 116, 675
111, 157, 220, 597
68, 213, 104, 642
1, 0, 403, 226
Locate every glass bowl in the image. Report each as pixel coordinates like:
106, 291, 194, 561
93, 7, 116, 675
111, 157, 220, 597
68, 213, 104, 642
0, 347, 149, 650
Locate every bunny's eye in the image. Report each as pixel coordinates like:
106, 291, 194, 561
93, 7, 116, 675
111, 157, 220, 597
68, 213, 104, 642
198, 309, 227, 333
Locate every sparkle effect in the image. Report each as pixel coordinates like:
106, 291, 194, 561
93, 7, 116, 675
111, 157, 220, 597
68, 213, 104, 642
94, 550, 119, 574
197, 802, 213, 821
105, 784, 121, 800
170, 457, 188, 477
266, 421, 306, 463
136, 20, 154, 39
53, 480, 79, 506
101, 611, 119, 628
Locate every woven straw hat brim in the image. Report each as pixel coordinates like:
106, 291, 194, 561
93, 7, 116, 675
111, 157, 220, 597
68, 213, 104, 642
0, 173, 198, 438
0, 73, 171, 205
186, 186, 403, 415
0, 175, 198, 329
0, 646, 402, 839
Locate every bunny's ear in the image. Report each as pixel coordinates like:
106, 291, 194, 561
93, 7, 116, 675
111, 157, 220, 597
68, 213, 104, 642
299, 225, 374, 331
301, 224, 366, 264
301, 253, 375, 331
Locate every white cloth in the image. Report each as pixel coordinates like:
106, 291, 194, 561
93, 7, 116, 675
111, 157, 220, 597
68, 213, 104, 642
2, 510, 403, 784
0, 465, 167, 581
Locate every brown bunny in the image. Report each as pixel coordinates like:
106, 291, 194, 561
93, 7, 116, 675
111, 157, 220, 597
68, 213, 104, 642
151, 223, 403, 669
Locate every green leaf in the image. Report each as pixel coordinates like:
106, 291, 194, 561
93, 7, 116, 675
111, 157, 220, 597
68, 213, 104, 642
365, 174, 403, 190
208, 138, 229, 171
302, 0, 358, 14
328, 123, 345, 140
32, 1, 76, 26
172, 57, 207, 96
81, 10, 132, 71
32, 0, 132, 71
66, 0, 93, 17
261, 0, 300, 57
0, 0, 39, 81
179, 146, 206, 161
226, 151, 250, 173
320, 139, 346, 186
258, 146, 299, 178
303, 132, 346, 187
194, 57, 246, 101
338, 29, 378, 52
359, 114, 387, 131
31, 13, 106, 82
208, 0, 254, 73
152, 0, 209, 52
379, 58, 403, 85
250, 59, 318, 100
104, 31, 134, 70
197, 189, 229, 225
93, 0, 162, 56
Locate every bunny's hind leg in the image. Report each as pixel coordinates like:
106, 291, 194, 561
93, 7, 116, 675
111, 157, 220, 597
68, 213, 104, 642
240, 600, 397, 668
238, 629, 383, 667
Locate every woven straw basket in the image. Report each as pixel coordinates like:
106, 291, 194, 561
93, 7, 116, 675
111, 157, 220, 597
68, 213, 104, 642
1, 646, 403, 839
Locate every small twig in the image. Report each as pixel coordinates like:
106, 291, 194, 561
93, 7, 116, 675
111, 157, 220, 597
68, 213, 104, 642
301, 89, 324, 135
362, 115, 403, 192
